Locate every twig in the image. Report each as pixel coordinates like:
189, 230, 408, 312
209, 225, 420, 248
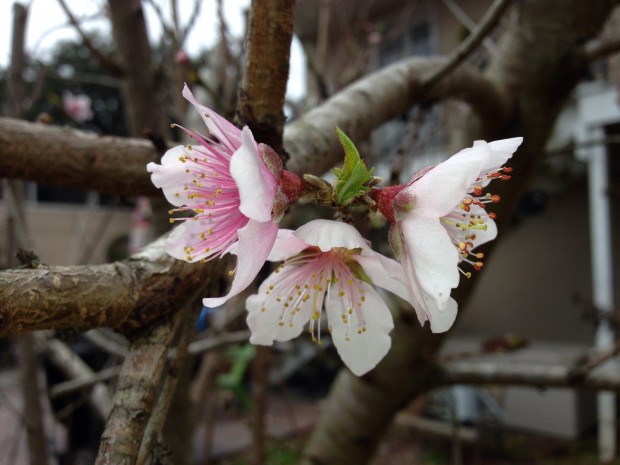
188, 330, 251, 355
38, 335, 113, 421
83, 329, 129, 358
49, 365, 121, 399
585, 35, 620, 61
57, 0, 123, 76
420, 0, 512, 89
568, 339, 620, 382
441, 0, 498, 54
179, 0, 203, 45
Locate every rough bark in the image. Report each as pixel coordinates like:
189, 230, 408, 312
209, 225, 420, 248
0, 237, 225, 338
300, 1, 618, 464
237, 0, 296, 158
0, 117, 161, 196
95, 307, 191, 465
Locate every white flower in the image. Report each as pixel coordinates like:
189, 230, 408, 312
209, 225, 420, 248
388, 138, 523, 333
246, 219, 412, 376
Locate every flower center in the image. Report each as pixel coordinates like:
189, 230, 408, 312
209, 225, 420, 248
260, 247, 368, 345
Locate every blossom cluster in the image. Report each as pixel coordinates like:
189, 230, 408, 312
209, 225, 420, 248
148, 85, 522, 376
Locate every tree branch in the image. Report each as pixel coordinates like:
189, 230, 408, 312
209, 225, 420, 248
0, 117, 161, 196
585, 35, 620, 61
94, 306, 191, 465
284, 57, 511, 175
57, 0, 123, 76
0, 236, 226, 338
237, 0, 297, 157
420, 0, 512, 88
436, 347, 620, 391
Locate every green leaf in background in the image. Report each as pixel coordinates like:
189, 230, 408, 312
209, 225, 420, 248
332, 128, 374, 205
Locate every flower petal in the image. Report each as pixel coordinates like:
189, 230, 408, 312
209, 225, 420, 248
246, 266, 312, 345
182, 84, 242, 152
326, 281, 394, 376
266, 229, 309, 262
230, 127, 277, 223
148, 145, 201, 207
353, 252, 411, 302
203, 219, 278, 308
294, 219, 369, 252
483, 137, 523, 172
405, 141, 490, 217
399, 251, 458, 333
401, 213, 460, 309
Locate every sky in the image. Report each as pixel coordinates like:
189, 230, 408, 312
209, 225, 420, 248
0, 0, 306, 99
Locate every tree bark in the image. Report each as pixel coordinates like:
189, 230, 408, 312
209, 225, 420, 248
0, 117, 161, 196
0, 237, 226, 338
237, 0, 296, 158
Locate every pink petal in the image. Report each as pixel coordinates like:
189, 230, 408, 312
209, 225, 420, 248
294, 219, 369, 252
405, 141, 490, 217
326, 281, 394, 376
230, 127, 278, 223
182, 84, 242, 152
203, 220, 278, 308
401, 213, 460, 309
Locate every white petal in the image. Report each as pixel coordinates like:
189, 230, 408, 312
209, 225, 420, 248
246, 266, 312, 345
203, 220, 278, 308
326, 281, 394, 376
294, 219, 368, 252
406, 141, 490, 217
400, 251, 458, 333
483, 137, 523, 172
230, 127, 277, 222
148, 145, 201, 207
353, 252, 411, 302
266, 229, 309, 261
401, 213, 460, 309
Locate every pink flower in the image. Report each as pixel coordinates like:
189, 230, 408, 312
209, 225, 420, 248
373, 138, 523, 333
246, 219, 413, 376
147, 85, 297, 307
62, 91, 93, 122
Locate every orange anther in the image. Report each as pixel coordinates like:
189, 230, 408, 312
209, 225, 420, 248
491, 194, 501, 203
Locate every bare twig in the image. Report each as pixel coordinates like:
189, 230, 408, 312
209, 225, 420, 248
441, 0, 498, 54
38, 335, 113, 421
57, 0, 123, 76
421, 0, 512, 89
585, 35, 620, 61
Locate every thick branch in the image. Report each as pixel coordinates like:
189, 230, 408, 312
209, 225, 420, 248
0, 117, 161, 196
284, 57, 511, 175
95, 308, 190, 465
0, 237, 225, 338
237, 0, 296, 156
